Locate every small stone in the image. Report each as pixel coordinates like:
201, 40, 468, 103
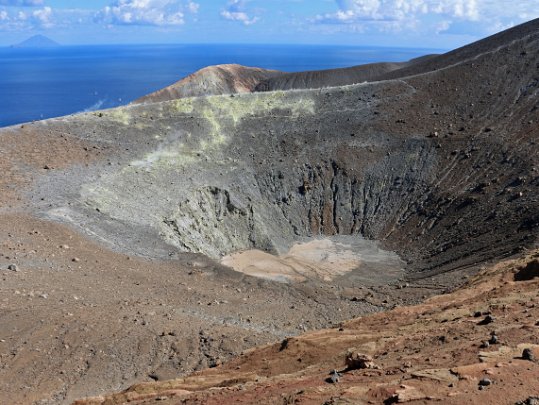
515, 397, 539, 405
522, 348, 535, 361
72, 257, 80, 263
7, 264, 19, 272
327, 369, 341, 384
478, 377, 492, 387
345, 352, 379, 370
478, 315, 495, 325
489, 335, 498, 345
481, 341, 490, 349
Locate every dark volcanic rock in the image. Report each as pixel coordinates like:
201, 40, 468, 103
516, 397, 539, 405
4, 19, 537, 287
478, 315, 495, 326
253, 59, 430, 92
515, 259, 539, 281
522, 348, 535, 361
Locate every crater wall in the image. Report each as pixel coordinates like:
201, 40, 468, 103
23, 25, 539, 282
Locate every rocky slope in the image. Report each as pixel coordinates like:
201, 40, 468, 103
30, 17, 538, 279
133, 57, 438, 104
134, 64, 282, 103
74, 251, 539, 405
0, 17, 538, 405
252, 61, 405, 92
253, 55, 436, 92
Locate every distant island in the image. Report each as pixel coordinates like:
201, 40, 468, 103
12, 34, 60, 48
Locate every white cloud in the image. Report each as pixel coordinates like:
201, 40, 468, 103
435, 19, 451, 33
0, 0, 44, 6
187, 1, 198, 13
317, 0, 480, 24
431, 0, 479, 20
32, 5, 52, 27
97, 0, 199, 26
220, 0, 259, 25
221, 10, 258, 25
336, 0, 385, 18
313, 0, 539, 35
0, 5, 53, 29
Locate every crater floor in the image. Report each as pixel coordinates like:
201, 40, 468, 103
221, 236, 404, 284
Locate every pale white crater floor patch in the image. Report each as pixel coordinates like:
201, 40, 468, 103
221, 236, 404, 284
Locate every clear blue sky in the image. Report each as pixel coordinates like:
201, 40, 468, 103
0, 1, 538, 49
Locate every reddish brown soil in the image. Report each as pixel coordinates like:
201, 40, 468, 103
74, 251, 539, 405
0, 126, 100, 208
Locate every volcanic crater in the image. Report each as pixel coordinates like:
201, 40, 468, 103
0, 18, 539, 405
48, 26, 538, 283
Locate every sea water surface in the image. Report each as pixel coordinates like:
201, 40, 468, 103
0, 44, 443, 128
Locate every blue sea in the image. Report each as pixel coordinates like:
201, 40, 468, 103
0, 44, 443, 128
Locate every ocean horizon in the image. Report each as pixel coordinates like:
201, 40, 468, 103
0, 43, 445, 128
